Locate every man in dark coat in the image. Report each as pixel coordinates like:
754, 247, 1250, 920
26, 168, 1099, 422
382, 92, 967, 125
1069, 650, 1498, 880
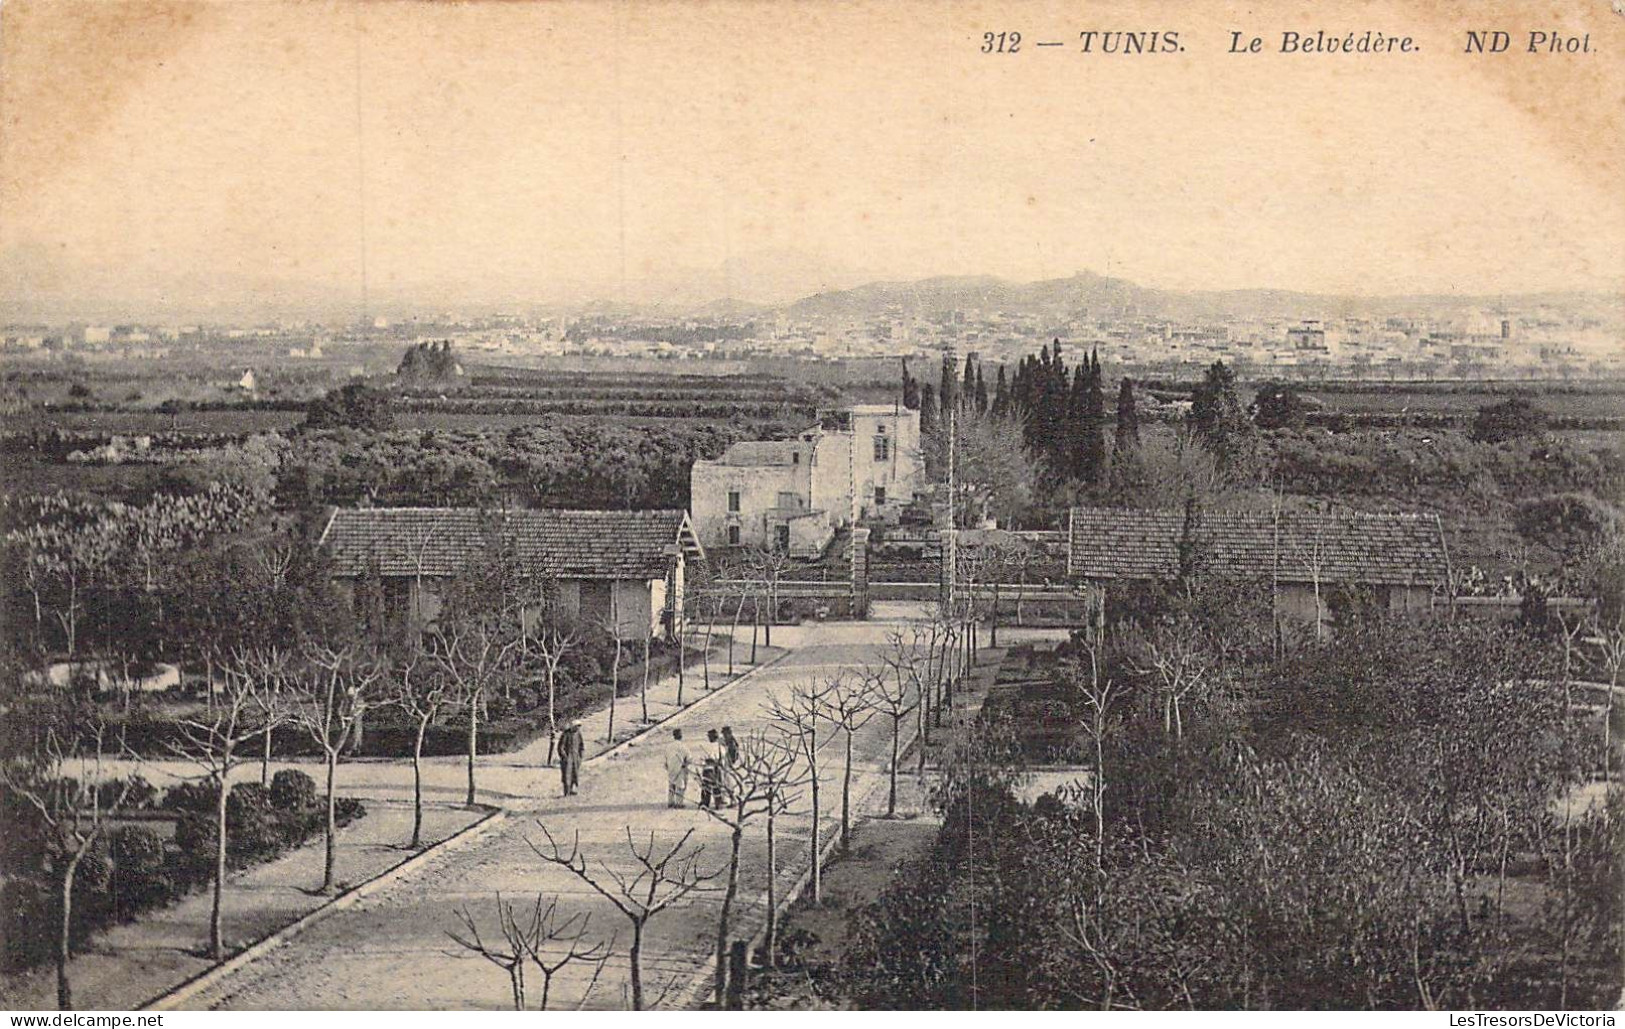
559, 720, 585, 796
700, 728, 722, 809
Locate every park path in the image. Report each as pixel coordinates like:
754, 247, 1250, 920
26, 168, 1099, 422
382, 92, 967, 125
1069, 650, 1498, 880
172, 621, 956, 1010
0, 802, 486, 1010
95, 632, 789, 810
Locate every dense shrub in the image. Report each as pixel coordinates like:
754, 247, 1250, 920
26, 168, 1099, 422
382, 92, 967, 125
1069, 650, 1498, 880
109, 825, 171, 920
226, 783, 282, 865
172, 811, 217, 874
118, 775, 159, 810
0, 773, 371, 975
1473, 397, 1550, 443
1, 879, 51, 971
334, 797, 366, 827
160, 779, 218, 814
269, 769, 317, 813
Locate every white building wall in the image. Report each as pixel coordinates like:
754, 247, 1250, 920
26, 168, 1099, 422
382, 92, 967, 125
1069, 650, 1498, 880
691, 451, 815, 549
811, 407, 922, 522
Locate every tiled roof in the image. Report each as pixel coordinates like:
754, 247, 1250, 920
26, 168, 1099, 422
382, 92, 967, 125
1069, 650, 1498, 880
706, 440, 811, 467
1067, 507, 1449, 587
320, 507, 701, 581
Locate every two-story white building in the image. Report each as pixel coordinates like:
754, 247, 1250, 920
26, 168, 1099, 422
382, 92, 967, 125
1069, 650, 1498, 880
690, 403, 922, 556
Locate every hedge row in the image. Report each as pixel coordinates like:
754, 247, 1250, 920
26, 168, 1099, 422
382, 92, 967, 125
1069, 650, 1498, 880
394, 397, 817, 420
1, 771, 364, 972
103, 640, 713, 760
1304, 411, 1625, 431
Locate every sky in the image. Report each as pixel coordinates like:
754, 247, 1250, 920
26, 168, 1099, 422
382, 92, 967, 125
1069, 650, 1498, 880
2, 0, 1622, 322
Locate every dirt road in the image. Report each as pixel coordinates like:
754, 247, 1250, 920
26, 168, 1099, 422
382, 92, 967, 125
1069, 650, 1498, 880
179, 622, 928, 1010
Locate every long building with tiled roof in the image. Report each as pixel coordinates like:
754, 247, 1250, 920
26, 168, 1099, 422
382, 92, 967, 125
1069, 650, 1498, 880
1067, 505, 1450, 628
319, 507, 703, 639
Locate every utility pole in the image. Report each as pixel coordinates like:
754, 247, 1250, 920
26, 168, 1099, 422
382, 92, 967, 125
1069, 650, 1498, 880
945, 345, 958, 619
849, 409, 858, 605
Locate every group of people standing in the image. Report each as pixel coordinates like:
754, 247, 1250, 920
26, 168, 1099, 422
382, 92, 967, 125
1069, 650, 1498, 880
664, 725, 739, 809
554, 719, 741, 808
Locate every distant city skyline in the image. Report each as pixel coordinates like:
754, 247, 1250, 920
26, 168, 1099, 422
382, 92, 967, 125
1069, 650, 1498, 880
3, 0, 1622, 323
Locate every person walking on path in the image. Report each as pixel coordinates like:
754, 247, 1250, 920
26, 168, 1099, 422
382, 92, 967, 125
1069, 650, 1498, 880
666, 727, 692, 808
558, 720, 585, 796
718, 725, 739, 805
700, 729, 722, 809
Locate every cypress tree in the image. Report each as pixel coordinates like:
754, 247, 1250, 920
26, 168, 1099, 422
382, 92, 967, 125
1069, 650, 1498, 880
992, 365, 1008, 417
939, 355, 957, 414
1067, 367, 1089, 479
1082, 355, 1107, 484
974, 365, 988, 414
1114, 377, 1141, 455
901, 358, 919, 410
1190, 359, 1250, 467
919, 382, 938, 437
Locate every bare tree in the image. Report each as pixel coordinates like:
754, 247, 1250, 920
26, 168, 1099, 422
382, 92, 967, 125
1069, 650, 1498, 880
528, 824, 721, 1010
528, 619, 581, 767
724, 556, 752, 677
446, 892, 612, 1010
40, 521, 118, 658
701, 730, 805, 1000
768, 675, 838, 905
520, 904, 614, 1012
389, 643, 450, 848
446, 893, 529, 1010
247, 647, 292, 787
0, 718, 140, 1009
169, 646, 287, 960
1068, 635, 1122, 872
593, 595, 625, 745
747, 545, 792, 648
1555, 609, 1589, 715
1286, 517, 1331, 641
1125, 615, 1215, 741
639, 630, 653, 725
687, 559, 720, 691
1595, 618, 1624, 784
869, 636, 924, 817
291, 643, 383, 894
827, 673, 877, 851
431, 608, 522, 807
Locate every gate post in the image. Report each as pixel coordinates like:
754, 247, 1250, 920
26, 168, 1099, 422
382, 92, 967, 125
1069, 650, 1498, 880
850, 527, 870, 619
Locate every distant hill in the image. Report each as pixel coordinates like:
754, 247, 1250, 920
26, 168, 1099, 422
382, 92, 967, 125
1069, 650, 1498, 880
777, 271, 1622, 325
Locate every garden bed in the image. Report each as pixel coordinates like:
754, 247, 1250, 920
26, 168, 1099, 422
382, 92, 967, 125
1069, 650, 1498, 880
1, 769, 365, 974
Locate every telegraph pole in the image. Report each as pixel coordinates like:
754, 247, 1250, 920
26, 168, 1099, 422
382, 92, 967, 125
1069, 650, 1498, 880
945, 345, 957, 619
849, 409, 858, 606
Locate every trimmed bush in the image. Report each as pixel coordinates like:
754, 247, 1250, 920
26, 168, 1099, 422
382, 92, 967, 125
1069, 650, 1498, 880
160, 779, 218, 814
269, 769, 317, 812
109, 825, 171, 921
226, 783, 281, 865
172, 811, 217, 875
334, 797, 367, 827
1, 879, 51, 971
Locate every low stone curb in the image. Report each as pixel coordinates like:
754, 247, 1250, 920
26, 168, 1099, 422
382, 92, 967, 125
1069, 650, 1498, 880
142, 805, 506, 1012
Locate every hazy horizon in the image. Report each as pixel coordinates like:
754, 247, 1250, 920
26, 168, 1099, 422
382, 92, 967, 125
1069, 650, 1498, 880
4, 0, 1622, 324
